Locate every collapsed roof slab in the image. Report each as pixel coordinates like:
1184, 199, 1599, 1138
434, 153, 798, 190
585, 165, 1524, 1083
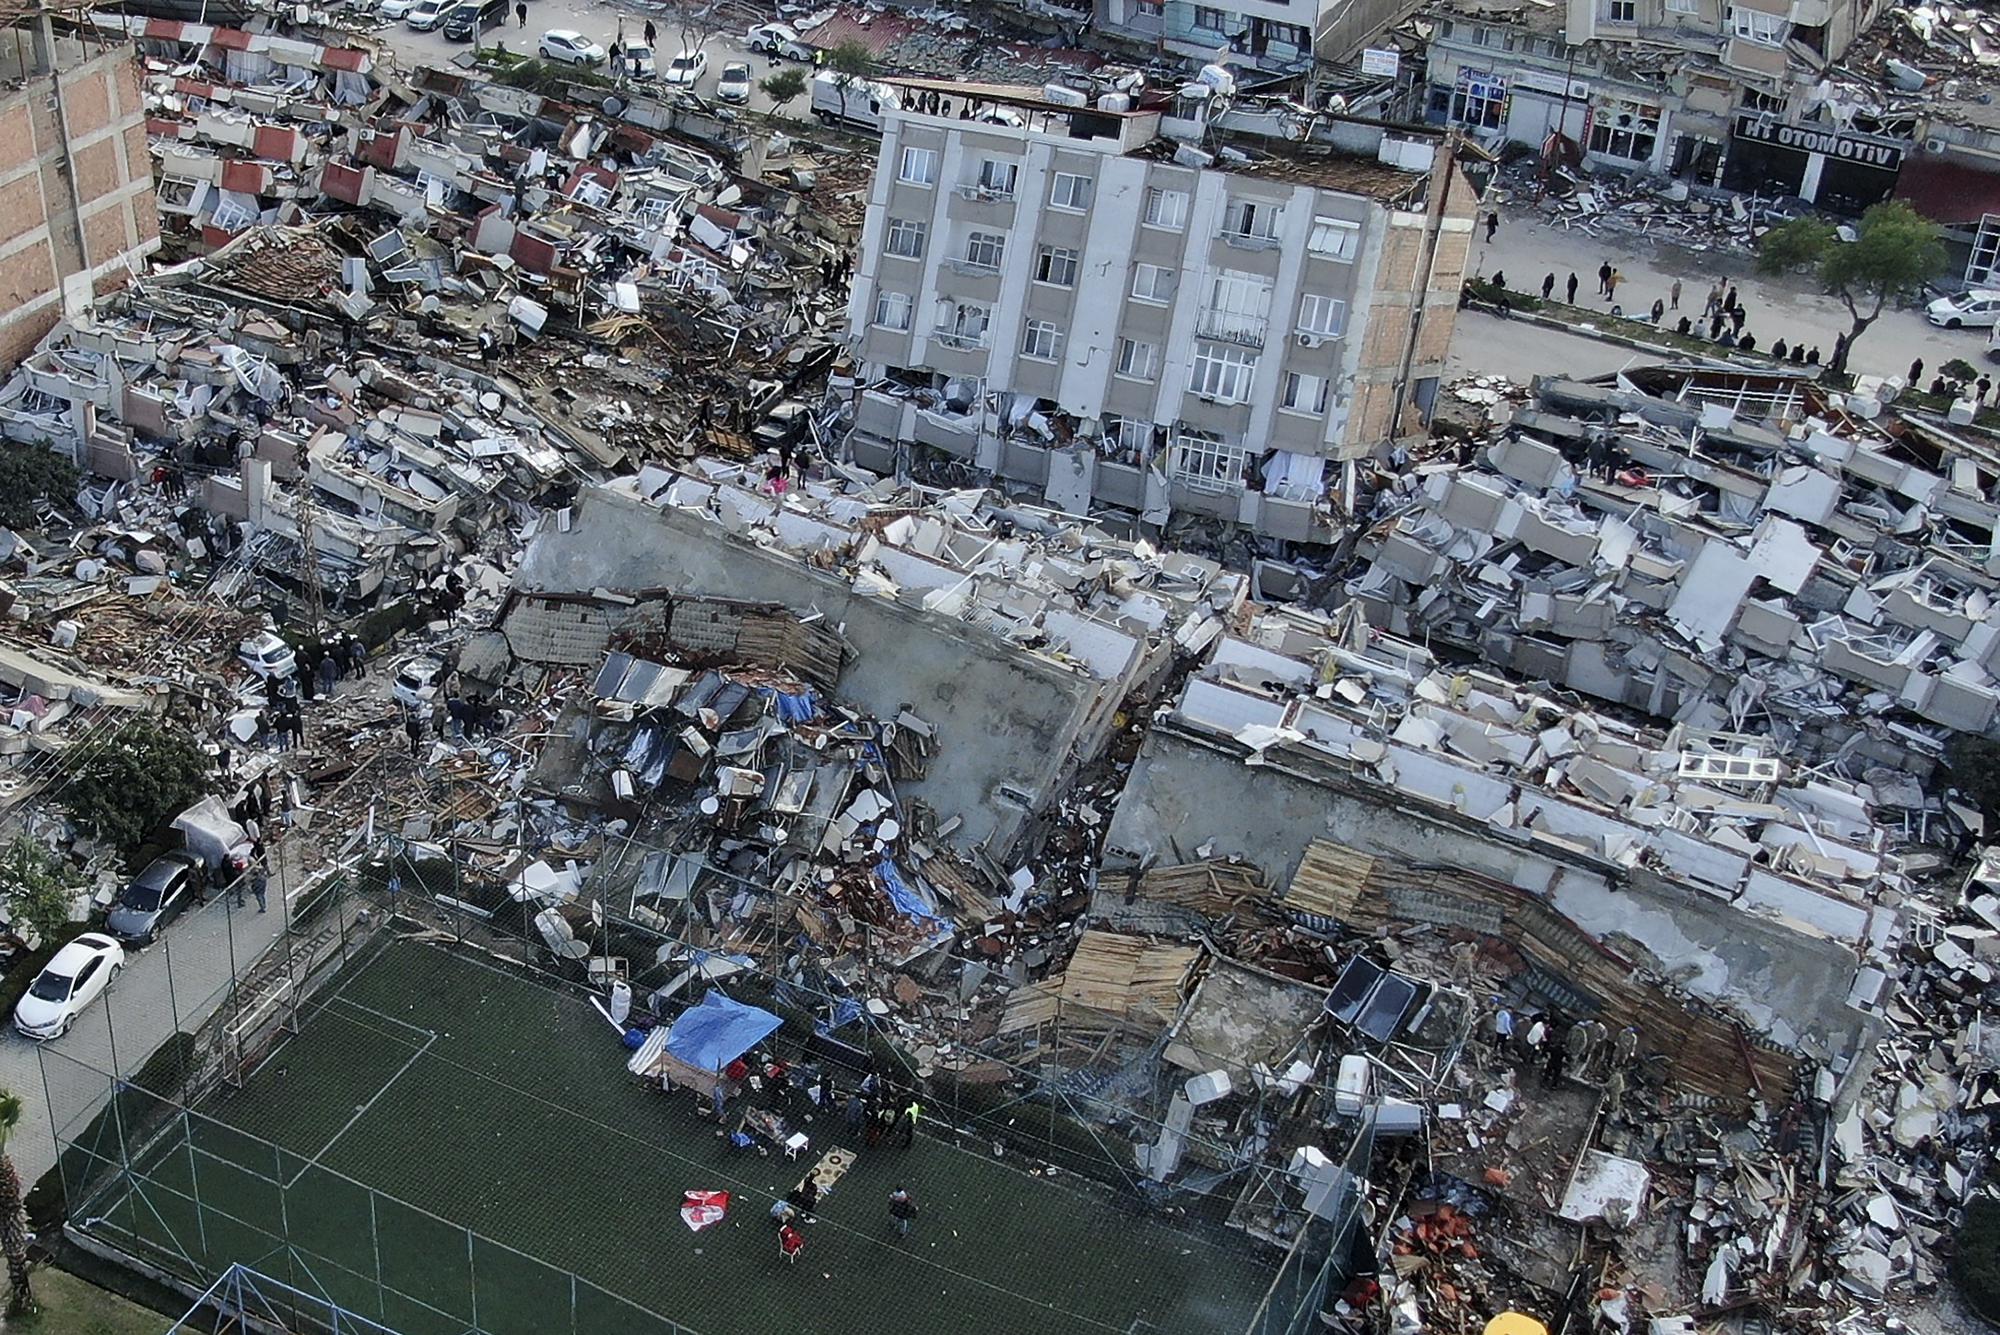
514, 486, 1115, 857
1103, 725, 1873, 1077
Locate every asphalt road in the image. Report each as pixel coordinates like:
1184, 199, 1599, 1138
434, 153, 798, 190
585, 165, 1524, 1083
370, 0, 813, 121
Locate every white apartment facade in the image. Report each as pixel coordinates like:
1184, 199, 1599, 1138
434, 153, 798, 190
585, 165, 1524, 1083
845, 79, 1476, 541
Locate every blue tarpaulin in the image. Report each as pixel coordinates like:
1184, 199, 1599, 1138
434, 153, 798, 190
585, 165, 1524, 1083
662, 992, 783, 1074
876, 858, 945, 926
765, 688, 820, 725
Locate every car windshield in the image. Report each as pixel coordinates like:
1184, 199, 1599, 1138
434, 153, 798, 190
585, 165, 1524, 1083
28, 971, 72, 1002
122, 881, 166, 912
724, 65, 749, 79
670, 57, 696, 71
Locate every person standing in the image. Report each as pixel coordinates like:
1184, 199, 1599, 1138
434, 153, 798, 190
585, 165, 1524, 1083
317, 652, 338, 698
888, 1187, 918, 1238
1910, 357, 1925, 386
515, 0, 525, 25
1597, 261, 1613, 297
1485, 211, 1499, 242
250, 866, 269, 914
405, 710, 424, 760
1541, 273, 1555, 301
643, 18, 657, 46
844, 1092, 866, 1138
900, 1097, 922, 1148
1669, 278, 1682, 310
1565, 272, 1579, 304
1649, 298, 1664, 324
1605, 269, 1624, 303
1730, 305, 1746, 335
1705, 282, 1724, 317
1724, 284, 1738, 314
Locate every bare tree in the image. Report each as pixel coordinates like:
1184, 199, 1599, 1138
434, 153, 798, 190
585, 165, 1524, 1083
653, 0, 728, 58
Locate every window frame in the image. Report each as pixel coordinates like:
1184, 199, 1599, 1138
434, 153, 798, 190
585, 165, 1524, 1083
873, 289, 913, 331
1307, 216, 1360, 262
1188, 343, 1259, 404
1192, 4, 1229, 31
1144, 187, 1189, 231
1050, 172, 1093, 211
1131, 263, 1175, 303
898, 145, 938, 186
976, 158, 1019, 197
1281, 371, 1330, 415
962, 230, 1006, 270
1296, 293, 1348, 338
1021, 319, 1062, 361
1116, 337, 1158, 381
1036, 245, 1079, 287
884, 218, 928, 260
1171, 427, 1246, 490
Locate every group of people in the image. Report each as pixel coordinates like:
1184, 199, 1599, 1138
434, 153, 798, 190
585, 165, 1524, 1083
845, 1075, 923, 1149
261, 633, 367, 751
1490, 1002, 1642, 1110
1908, 358, 2000, 408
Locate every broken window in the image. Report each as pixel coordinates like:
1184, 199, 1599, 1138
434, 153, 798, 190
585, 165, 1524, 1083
1131, 263, 1174, 303
938, 301, 990, 347
1171, 427, 1245, 489
1144, 187, 1188, 230
1189, 343, 1257, 403
962, 230, 1006, 270
1588, 97, 1659, 162
1035, 245, 1078, 286
884, 218, 927, 259
1192, 4, 1229, 30
898, 145, 938, 186
1116, 338, 1158, 380
1731, 7, 1787, 43
1222, 198, 1281, 242
1449, 71, 1507, 129
1297, 293, 1348, 339
1308, 216, 1360, 261
976, 159, 1019, 197
1050, 172, 1093, 210
874, 290, 913, 331
210, 198, 257, 233
1282, 371, 1330, 415
1021, 320, 1061, 360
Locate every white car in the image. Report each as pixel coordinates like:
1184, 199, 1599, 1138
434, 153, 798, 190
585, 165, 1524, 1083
377, 0, 415, 17
15, 933, 124, 1040
623, 43, 657, 80
238, 631, 297, 679
716, 61, 753, 103
747, 22, 812, 60
405, 0, 451, 28
539, 29, 606, 65
663, 49, 707, 86
393, 656, 447, 710
1927, 289, 2000, 330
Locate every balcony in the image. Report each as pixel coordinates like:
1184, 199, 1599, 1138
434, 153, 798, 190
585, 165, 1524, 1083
931, 329, 991, 352
946, 258, 1003, 278
954, 183, 1016, 203
1220, 230, 1282, 252
1196, 313, 1267, 349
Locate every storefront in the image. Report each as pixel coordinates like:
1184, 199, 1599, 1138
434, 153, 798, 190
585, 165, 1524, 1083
1721, 114, 1907, 213
1585, 94, 1666, 171
1504, 69, 1589, 148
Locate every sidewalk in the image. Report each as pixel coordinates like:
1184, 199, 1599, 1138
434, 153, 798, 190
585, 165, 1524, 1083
1474, 205, 1983, 384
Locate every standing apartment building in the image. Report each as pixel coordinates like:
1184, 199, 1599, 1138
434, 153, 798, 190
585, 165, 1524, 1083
1092, 0, 1422, 71
1422, 0, 1906, 211
845, 78, 1476, 541
0, 13, 161, 368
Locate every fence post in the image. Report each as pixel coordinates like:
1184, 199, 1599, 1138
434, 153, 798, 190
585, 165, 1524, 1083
466, 1225, 479, 1333
370, 1189, 386, 1322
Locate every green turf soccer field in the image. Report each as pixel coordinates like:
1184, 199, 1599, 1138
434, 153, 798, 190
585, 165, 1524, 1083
81, 939, 1277, 1335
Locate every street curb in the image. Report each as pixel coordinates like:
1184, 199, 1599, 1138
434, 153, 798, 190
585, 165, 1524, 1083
1466, 300, 1808, 372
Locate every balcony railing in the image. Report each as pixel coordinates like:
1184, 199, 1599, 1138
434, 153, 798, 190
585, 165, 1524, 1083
932, 329, 991, 351
1196, 313, 1267, 349
1220, 231, 1282, 251
947, 258, 1002, 277
954, 183, 1016, 202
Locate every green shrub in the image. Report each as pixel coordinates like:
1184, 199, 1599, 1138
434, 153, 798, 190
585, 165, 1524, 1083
1953, 1194, 2000, 1322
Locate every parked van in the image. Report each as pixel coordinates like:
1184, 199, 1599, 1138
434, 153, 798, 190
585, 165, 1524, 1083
808, 70, 901, 132
443, 0, 506, 41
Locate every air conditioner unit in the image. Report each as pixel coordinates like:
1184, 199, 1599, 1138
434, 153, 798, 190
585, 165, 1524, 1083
1297, 332, 1323, 348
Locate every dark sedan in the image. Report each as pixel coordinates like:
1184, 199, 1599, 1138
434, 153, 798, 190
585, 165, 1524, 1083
104, 852, 200, 943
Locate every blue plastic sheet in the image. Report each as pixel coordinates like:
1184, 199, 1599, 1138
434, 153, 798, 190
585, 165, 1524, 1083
766, 688, 820, 725
662, 991, 783, 1073
876, 858, 944, 925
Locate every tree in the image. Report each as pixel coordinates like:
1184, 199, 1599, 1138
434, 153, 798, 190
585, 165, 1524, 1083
1755, 201, 1945, 375
826, 40, 874, 123
0, 446, 78, 531
0, 1091, 31, 1314
0, 838, 73, 948
1955, 1195, 2000, 1323
64, 718, 210, 858
761, 67, 807, 112
657, 0, 726, 64
1948, 735, 2000, 825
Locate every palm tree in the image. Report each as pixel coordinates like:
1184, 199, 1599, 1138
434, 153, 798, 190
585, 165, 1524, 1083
0, 1091, 33, 1314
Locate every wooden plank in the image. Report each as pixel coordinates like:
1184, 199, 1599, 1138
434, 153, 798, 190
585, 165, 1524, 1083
1284, 839, 1376, 919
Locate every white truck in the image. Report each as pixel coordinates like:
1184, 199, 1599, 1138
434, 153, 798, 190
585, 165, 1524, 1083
809, 70, 901, 132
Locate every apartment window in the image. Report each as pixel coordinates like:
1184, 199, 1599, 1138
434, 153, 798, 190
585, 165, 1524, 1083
899, 146, 938, 186
1171, 428, 1246, 489
1134, 0, 1164, 14
1202, 271, 1274, 344
1132, 264, 1175, 302
1732, 7, 1787, 43
1050, 172, 1093, 210
1296, 294, 1348, 338
211, 199, 257, 233
977, 159, 1019, 197
1021, 319, 1061, 360
1189, 344, 1258, 403
634, 195, 674, 229
1144, 188, 1189, 230
1282, 372, 1330, 415
963, 231, 1006, 270
1116, 338, 1158, 380
1588, 97, 1661, 162
1604, 0, 1635, 19
1308, 216, 1361, 261
1192, 4, 1229, 31
874, 290, 913, 331
1036, 246, 1078, 286
1223, 199, 1281, 241
941, 301, 991, 346
1667, 0, 1698, 12
1101, 415, 1161, 464
1450, 71, 1507, 130
1742, 87, 1783, 112
884, 218, 927, 259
